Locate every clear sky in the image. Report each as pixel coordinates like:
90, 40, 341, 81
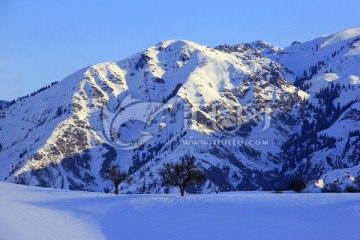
0, 0, 359, 100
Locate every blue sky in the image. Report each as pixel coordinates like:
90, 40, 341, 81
0, 0, 359, 100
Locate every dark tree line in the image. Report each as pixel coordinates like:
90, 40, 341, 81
0, 81, 58, 110
282, 81, 360, 170
294, 60, 326, 89
162, 83, 183, 103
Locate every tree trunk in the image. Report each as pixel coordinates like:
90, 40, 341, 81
115, 184, 120, 195
180, 189, 185, 197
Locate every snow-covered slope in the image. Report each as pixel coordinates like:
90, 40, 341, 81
0, 27, 359, 193
0, 39, 304, 192
1, 182, 360, 240
270, 27, 360, 80
0, 100, 8, 108
264, 27, 360, 187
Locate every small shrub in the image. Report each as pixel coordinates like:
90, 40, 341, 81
344, 185, 359, 193
103, 186, 111, 193
287, 180, 306, 193
321, 183, 342, 193
273, 188, 283, 194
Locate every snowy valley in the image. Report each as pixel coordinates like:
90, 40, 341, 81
1, 182, 360, 240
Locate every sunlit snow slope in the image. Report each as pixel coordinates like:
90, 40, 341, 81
0, 27, 359, 193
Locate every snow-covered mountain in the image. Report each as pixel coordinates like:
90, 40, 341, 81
0, 100, 8, 108
266, 27, 360, 189
248, 40, 281, 55
0, 27, 359, 193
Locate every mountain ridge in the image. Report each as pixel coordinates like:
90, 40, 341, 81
1, 27, 359, 193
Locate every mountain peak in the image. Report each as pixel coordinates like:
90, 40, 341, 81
248, 40, 281, 55
154, 39, 205, 51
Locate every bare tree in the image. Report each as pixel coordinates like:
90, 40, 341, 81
104, 165, 131, 195
158, 154, 207, 196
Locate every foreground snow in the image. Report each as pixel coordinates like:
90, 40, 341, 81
1, 182, 360, 240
